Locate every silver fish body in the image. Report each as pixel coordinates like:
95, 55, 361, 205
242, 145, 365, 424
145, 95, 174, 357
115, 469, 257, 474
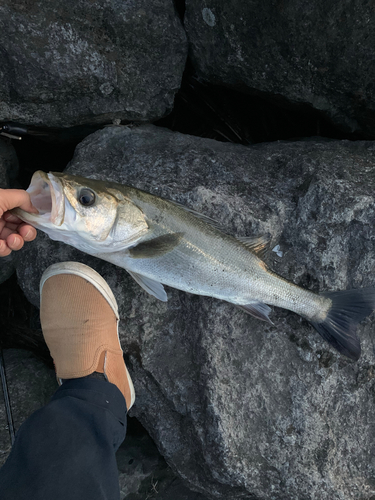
113, 186, 329, 320
13, 171, 375, 360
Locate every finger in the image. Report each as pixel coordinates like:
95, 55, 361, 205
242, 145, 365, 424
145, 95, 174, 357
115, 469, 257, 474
3, 212, 24, 223
1, 221, 19, 232
0, 223, 37, 242
0, 189, 38, 216
0, 226, 15, 240
18, 224, 37, 241
6, 233, 24, 251
0, 240, 12, 257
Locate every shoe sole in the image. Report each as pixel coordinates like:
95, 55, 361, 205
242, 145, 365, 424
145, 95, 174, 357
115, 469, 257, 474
40, 261, 136, 410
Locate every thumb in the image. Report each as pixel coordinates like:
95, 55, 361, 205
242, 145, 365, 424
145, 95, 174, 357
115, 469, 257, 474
0, 189, 39, 216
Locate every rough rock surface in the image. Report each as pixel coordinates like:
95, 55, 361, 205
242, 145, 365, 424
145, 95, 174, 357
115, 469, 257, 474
0, 138, 20, 284
15, 125, 375, 499
118, 425, 209, 500
185, 0, 375, 136
0, 0, 187, 127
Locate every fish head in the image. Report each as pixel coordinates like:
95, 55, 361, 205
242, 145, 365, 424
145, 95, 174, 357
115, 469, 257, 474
12, 171, 148, 253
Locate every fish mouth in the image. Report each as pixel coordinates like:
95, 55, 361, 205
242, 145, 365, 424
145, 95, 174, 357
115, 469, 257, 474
13, 170, 65, 227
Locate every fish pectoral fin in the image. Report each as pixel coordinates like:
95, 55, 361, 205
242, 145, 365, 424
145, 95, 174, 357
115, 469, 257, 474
127, 270, 168, 302
237, 234, 272, 259
236, 301, 274, 324
129, 232, 184, 259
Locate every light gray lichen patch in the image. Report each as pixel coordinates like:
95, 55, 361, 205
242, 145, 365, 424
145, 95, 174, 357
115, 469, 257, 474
100, 82, 114, 96
202, 8, 216, 27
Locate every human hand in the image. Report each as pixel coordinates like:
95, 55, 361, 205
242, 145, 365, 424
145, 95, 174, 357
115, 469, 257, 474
0, 188, 38, 257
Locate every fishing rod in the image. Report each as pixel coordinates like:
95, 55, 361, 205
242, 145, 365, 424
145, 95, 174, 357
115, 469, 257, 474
0, 121, 104, 142
0, 122, 50, 141
0, 348, 15, 445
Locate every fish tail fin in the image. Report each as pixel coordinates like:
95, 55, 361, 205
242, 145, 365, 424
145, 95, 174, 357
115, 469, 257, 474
309, 287, 375, 361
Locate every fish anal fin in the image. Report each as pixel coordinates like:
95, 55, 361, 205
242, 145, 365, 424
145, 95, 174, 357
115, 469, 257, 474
237, 234, 272, 259
129, 232, 184, 259
236, 301, 274, 324
127, 270, 168, 302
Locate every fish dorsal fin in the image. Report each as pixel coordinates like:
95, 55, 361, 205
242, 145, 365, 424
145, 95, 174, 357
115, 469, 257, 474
127, 270, 168, 302
129, 232, 184, 259
236, 301, 274, 324
169, 200, 223, 231
237, 234, 272, 259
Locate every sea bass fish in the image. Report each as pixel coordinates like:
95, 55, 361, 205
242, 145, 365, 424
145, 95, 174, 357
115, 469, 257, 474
13, 170, 375, 361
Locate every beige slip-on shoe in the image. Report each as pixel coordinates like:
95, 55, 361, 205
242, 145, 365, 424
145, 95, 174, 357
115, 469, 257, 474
40, 262, 135, 411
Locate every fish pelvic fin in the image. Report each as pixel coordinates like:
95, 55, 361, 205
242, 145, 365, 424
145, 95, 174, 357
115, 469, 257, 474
310, 287, 375, 361
236, 301, 274, 324
127, 270, 168, 302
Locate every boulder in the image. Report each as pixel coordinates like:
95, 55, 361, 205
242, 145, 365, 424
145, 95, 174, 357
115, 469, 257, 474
0, 139, 18, 186
0, 0, 187, 127
118, 422, 210, 500
184, 0, 375, 136
15, 125, 375, 499
0, 137, 20, 284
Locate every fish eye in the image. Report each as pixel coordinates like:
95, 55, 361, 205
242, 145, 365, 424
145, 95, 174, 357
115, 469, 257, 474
78, 188, 96, 207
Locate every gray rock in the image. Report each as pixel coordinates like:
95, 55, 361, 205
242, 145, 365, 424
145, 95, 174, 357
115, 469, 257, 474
0, 254, 15, 285
118, 427, 209, 500
0, 139, 19, 187
185, 0, 375, 136
0, 349, 56, 467
0, 0, 187, 127
15, 126, 375, 499
117, 431, 162, 499
0, 138, 20, 284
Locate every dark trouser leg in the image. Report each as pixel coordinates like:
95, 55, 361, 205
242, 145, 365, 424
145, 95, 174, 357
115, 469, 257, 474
0, 377, 127, 500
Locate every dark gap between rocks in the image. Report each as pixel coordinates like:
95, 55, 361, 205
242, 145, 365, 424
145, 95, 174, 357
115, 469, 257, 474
10, 124, 102, 188
173, 0, 186, 22
0, 273, 49, 364
155, 60, 370, 144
